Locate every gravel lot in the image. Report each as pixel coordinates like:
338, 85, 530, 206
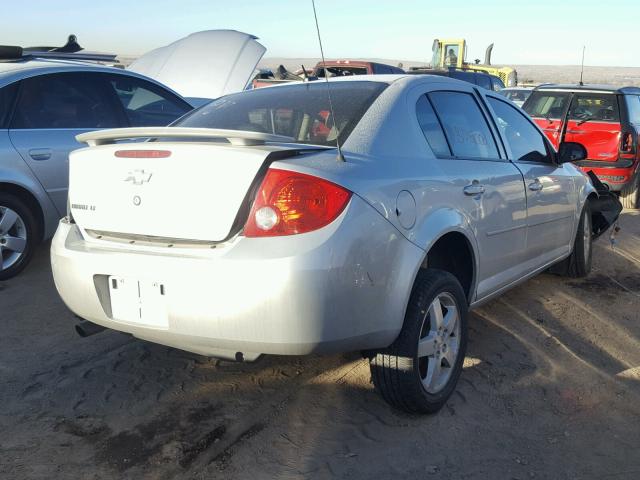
2, 211, 640, 480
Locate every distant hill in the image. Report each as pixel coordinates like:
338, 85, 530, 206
116, 54, 640, 87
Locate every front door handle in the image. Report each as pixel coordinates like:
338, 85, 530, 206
463, 182, 485, 196
29, 148, 52, 161
528, 179, 543, 191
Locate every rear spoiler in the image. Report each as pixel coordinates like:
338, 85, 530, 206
76, 127, 295, 147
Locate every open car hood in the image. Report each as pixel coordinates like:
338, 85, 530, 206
128, 30, 266, 103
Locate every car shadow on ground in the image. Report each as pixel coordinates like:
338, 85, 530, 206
3, 212, 640, 479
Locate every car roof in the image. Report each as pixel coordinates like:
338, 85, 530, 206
0, 58, 185, 98
0, 58, 121, 82
535, 83, 640, 95
408, 68, 492, 76
262, 74, 473, 88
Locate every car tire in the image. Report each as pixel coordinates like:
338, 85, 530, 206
0, 193, 37, 281
550, 203, 592, 278
620, 178, 640, 209
370, 269, 468, 414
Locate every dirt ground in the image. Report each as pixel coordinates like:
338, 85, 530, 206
2, 212, 640, 480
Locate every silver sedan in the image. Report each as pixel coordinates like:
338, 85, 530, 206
51, 75, 620, 413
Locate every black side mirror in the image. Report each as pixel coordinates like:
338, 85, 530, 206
558, 142, 587, 163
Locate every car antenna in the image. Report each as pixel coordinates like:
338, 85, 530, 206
311, 0, 345, 162
579, 46, 586, 86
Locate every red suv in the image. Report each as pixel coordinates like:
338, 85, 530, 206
523, 84, 640, 208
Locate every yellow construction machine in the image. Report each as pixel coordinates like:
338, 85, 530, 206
431, 38, 517, 86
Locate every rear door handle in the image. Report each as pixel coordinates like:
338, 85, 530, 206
528, 179, 543, 191
463, 182, 485, 196
29, 148, 52, 161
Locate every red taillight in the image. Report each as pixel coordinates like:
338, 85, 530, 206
621, 133, 634, 153
114, 150, 172, 158
244, 169, 351, 237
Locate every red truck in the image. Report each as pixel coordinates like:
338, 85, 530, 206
523, 84, 640, 208
251, 60, 404, 89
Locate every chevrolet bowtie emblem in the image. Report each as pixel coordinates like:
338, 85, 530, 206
124, 170, 153, 185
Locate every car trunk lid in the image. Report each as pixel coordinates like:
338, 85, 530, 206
69, 128, 296, 242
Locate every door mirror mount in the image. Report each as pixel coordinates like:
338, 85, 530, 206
558, 142, 587, 163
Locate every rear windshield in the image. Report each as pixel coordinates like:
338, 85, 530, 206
523, 92, 570, 119
501, 90, 531, 103
175, 81, 387, 147
625, 95, 640, 124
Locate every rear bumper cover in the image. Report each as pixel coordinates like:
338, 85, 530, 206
51, 196, 424, 360
578, 160, 638, 191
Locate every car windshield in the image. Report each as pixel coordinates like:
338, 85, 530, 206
568, 94, 619, 122
174, 81, 388, 147
523, 92, 570, 119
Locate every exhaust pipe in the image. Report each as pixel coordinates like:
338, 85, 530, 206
484, 43, 494, 65
75, 319, 106, 337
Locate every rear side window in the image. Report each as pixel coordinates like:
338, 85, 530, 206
106, 75, 191, 127
523, 92, 570, 119
0, 82, 18, 128
416, 95, 450, 157
625, 95, 640, 124
10, 72, 121, 129
176, 81, 387, 147
428, 91, 499, 159
488, 97, 551, 163
568, 94, 619, 122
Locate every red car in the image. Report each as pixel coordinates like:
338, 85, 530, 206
251, 60, 404, 89
523, 84, 640, 208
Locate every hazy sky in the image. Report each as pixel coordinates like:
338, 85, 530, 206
2, 0, 638, 66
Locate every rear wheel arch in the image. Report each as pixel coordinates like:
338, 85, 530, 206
420, 231, 476, 303
0, 182, 44, 242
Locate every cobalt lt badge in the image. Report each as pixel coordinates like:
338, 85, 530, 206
133, 195, 142, 206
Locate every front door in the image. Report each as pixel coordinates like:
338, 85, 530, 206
487, 96, 577, 267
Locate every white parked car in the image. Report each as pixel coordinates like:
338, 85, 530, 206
498, 86, 533, 107
51, 75, 620, 413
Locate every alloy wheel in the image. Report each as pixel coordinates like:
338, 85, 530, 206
0, 206, 28, 271
417, 292, 461, 394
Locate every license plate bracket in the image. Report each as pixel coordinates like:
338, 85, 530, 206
108, 276, 168, 328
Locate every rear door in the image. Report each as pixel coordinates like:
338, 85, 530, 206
564, 92, 621, 162
487, 95, 577, 266
8, 72, 123, 215
523, 91, 571, 149
8, 72, 192, 217
417, 89, 528, 299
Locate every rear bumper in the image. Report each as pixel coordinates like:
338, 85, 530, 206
577, 162, 638, 191
51, 197, 424, 360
